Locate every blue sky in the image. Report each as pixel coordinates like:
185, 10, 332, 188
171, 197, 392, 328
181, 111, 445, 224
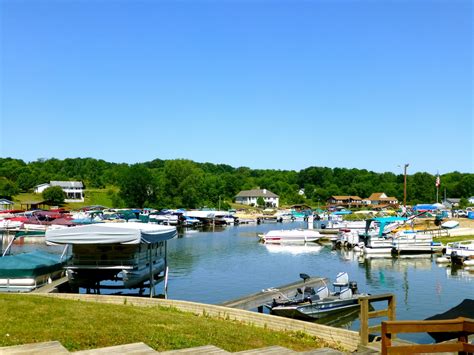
1, 0, 472, 174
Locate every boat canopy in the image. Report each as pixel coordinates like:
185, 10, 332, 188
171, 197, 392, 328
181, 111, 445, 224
45, 222, 177, 245
0, 251, 68, 278
366, 216, 407, 236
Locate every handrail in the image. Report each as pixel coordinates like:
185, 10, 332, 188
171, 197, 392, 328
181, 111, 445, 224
381, 317, 474, 355
359, 293, 396, 346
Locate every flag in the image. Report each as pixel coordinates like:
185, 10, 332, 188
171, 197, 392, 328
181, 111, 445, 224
435, 174, 440, 188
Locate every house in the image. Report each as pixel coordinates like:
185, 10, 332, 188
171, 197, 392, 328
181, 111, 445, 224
0, 198, 14, 211
327, 196, 362, 208
469, 197, 474, 205
366, 193, 399, 206
34, 181, 84, 202
443, 198, 461, 209
33, 183, 51, 194
235, 189, 279, 208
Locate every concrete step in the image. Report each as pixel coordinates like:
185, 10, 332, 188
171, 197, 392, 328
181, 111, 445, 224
0, 341, 69, 354
301, 348, 344, 354
73, 342, 157, 354
234, 345, 296, 354
158, 345, 229, 354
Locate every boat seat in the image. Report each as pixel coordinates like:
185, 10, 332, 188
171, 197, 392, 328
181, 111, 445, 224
333, 272, 349, 291
316, 285, 329, 299
339, 288, 353, 299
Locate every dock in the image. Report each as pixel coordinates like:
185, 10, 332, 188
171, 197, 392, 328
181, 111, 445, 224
220, 276, 328, 312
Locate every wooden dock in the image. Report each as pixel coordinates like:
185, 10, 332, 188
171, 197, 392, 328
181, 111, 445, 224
32, 276, 69, 293
220, 276, 328, 311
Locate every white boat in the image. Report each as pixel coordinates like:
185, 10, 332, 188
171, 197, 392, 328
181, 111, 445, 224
45, 223, 177, 291
259, 229, 323, 243
392, 231, 434, 254
445, 240, 474, 265
441, 220, 460, 229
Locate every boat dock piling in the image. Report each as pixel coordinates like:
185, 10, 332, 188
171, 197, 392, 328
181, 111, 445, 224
220, 276, 328, 312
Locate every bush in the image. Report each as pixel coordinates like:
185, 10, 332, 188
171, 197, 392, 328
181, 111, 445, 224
42, 186, 66, 205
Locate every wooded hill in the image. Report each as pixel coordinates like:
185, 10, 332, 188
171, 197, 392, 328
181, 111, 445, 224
0, 157, 472, 209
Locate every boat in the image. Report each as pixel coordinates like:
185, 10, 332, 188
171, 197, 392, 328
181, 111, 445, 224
445, 240, 474, 265
259, 229, 323, 243
360, 217, 407, 255
392, 231, 434, 254
45, 223, 177, 292
266, 272, 368, 320
0, 250, 69, 292
441, 220, 460, 229
425, 299, 474, 343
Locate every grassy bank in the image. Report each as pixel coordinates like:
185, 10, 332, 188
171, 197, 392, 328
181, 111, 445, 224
13, 188, 117, 210
0, 295, 332, 352
434, 235, 474, 245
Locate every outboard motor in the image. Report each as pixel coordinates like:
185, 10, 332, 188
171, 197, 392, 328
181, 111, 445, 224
349, 281, 358, 294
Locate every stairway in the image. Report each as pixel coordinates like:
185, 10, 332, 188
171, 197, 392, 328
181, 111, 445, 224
0, 342, 344, 354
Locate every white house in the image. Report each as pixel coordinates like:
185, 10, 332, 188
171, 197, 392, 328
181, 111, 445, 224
235, 189, 279, 208
34, 181, 84, 202
469, 196, 474, 205
33, 183, 51, 194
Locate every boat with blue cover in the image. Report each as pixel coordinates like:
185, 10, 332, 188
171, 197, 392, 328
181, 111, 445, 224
0, 250, 69, 292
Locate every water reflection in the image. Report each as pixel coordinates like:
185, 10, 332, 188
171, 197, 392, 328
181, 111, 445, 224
263, 243, 323, 255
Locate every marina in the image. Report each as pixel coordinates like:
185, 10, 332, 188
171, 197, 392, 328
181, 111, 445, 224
4, 220, 472, 345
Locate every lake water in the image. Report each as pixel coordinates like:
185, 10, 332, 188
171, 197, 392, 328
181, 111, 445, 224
165, 222, 473, 343
6, 222, 473, 343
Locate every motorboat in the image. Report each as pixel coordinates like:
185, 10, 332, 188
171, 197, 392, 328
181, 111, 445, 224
445, 240, 474, 265
259, 229, 323, 243
360, 217, 407, 255
266, 272, 368, 320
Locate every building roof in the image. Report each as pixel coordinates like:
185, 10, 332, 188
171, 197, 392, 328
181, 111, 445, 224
368, 193, 397, 201
329, 196, 362, 200
34, 183, 50, 188
50, 181, 84, 188
0, 198, 14, 205
444, 198, 461, 203
235, 189, 279, 198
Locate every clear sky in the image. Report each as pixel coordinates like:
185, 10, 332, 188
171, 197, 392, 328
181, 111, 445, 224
1, 0, 472, 174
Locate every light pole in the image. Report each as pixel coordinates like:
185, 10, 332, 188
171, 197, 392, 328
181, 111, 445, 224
402, 164, 409, 207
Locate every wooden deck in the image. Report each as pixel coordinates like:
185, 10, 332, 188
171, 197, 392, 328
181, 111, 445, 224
219, 276, 328, 311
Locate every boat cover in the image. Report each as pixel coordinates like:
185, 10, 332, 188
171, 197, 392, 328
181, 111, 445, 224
0, 251, 69, 278
45, 222, 177, 245
425, 299, 474, 342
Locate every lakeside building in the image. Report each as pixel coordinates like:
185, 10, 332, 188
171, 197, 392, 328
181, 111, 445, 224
34, 181, 84, 202
326, 196, 363, 208
327, 192, 398, 209
0, 198, 14, 211
235, 189, 279, 208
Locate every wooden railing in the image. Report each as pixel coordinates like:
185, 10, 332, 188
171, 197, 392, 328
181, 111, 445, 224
359, 293, 396, 346
381, 317, 474, 354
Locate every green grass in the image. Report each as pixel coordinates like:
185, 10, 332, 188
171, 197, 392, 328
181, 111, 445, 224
0, 295, 333, 352
434, 235, 474, 245
13, 188, 118, 210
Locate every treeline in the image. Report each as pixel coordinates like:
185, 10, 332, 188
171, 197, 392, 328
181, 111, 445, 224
0, 157, 473, 208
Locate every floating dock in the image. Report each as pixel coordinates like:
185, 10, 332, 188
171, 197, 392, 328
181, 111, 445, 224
220, 276, 328, 312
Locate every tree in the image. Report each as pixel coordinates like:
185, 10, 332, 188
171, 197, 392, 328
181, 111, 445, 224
118, 164, 155, 208
42, 186, 66, 205
0, 178, 19, 199
257, 196, 265, 207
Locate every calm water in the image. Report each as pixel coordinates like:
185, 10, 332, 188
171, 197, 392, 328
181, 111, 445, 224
6, 222, 473, 343
165, 222, 473, 343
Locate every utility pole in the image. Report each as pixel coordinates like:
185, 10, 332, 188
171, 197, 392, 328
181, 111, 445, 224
403, 163, 409, 207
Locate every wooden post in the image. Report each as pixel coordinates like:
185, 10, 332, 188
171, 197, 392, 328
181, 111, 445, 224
388, 294, 396, 340
381, 321, 391, 355
149, 244, 154, 298
359, 297, 369, 346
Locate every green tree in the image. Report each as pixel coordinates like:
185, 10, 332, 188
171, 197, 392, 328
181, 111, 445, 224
42, 186, 66, 205
118, 164, 155, 208
0, 178, 19, 199
257, 196, 265, 207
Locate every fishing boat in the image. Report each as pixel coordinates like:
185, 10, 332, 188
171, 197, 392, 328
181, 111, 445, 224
259, 229, 323, 243
266, 272, 368, 320
45, 223, 177, 293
